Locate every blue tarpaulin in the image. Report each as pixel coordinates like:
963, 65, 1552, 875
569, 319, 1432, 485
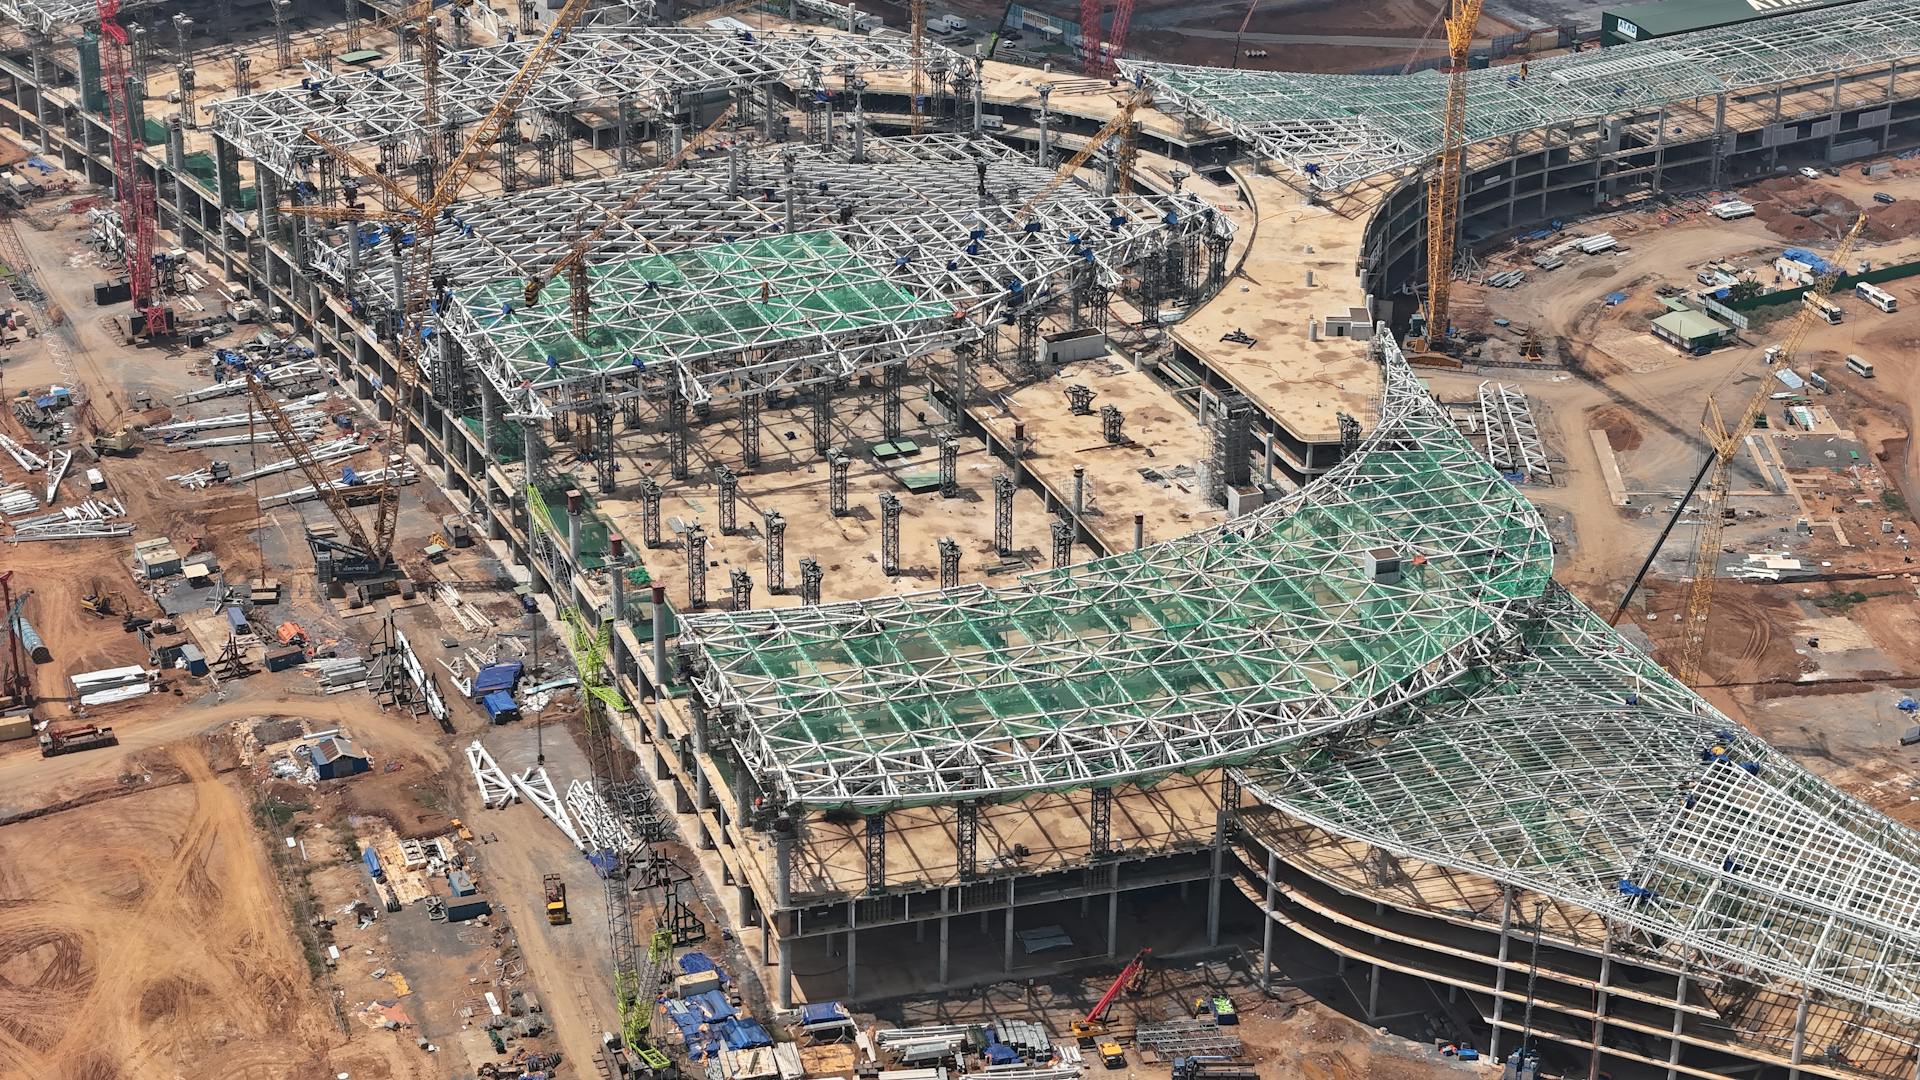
665, 999, 720, 1058
472, 660, 525, 697
985, 1044, 1020, 1065
1784, 247, 1836, 275
799, 1002, 850, 1026
691, 990, 736, 1021
481, 690, 520, 722
679, 950, 728, 985
717, 1018, 773, 1050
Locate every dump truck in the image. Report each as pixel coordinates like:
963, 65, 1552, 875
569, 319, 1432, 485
1098, 1040, 1126, 1069
39, 723, 118, 757
545, 874, 569, 925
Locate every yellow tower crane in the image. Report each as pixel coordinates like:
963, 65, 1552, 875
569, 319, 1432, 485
1672, 213, 1866, 684
521, 105, 739, 333
1014, 91, 1147, 222
1408, 0, 1484, 353
278, 0, 595, 564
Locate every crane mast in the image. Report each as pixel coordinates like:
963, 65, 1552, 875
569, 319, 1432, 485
1674, 213, 1866, 684
1411, 0, 1483, 353
97, 0, 168, 336
280, 0, 596, 566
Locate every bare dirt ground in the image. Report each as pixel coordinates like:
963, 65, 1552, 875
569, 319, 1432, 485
0, 737, 430, 1080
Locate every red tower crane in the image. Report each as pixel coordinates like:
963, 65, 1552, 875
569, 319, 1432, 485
96, 0, 169, 337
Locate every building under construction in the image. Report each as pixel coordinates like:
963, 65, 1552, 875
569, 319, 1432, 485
2, 0, 1918, 1077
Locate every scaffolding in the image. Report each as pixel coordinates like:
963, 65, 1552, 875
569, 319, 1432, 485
677, 331, 1553, 809
1123, 0, 1920, 189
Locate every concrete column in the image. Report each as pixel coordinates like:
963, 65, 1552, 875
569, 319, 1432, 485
938, 914, 950, 984
1134, 514, 1145, 550
1665, 974, 1688, 1080
1106, 889, 1118, 957
650, 584, 668, 686
167, 117, 189, 240
846, 926, 858, 998
1589, 940, 1614, 1080
1207, 776, 1232, 947
1072, 465, 1085, 517
777, 934, 793, 1009
1787, 994, 1811, 1078
762, 84, 778, 139
1261, 849, 1278, 991
970, 58, 984, 134
1365, 960, 1379, 1023
1489, 886, 1515, 1060
1709, 94, 1728, 190
27, 31, 50, 150
775, 830, 793, 910
1003, 904, 1015, 973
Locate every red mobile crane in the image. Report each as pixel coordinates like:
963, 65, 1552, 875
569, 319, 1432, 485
1072, 947, 1150, 1037
96, 0, 170, 337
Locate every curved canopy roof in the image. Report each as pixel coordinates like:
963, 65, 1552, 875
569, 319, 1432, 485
1239, 582, 1920, 1024
678, 330, 1554, 808
1123, 0, 1920, 189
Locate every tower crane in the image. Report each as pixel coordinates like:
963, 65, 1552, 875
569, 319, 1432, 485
1407, 0, 1483, 353
1014, 89, 1147, 222
1667, 212, 1867, 684
520, 105, 739, 332
277, 0, 594, 570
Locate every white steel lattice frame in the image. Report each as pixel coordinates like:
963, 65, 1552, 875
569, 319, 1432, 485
0, 0, 149, 32
1122, 0, 1920, 189
677, 331, 1556, 809
1237, 583, 1920, 1027
331, 135, 1233, 415
209, 26, 967, 179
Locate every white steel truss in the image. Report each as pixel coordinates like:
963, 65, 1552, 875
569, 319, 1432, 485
1123, 0, 1920, 189
677, 330, 1556, 809
1237, 583, 1920, 1028
0, 0, 148, 32
209, 25, 965, 178
326, 134, 1231, 415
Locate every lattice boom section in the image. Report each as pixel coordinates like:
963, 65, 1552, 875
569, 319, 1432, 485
677, 331, 1554, 808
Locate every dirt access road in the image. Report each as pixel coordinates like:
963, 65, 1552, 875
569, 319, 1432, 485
0, 738, 431, 1080
0, 678, 453, 818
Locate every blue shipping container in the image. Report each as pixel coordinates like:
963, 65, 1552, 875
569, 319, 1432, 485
362, 847, 385, 881
224, 606, 249, 634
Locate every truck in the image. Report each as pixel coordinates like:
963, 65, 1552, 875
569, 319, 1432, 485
545, 874, 570, 925
39, 723, 118, 757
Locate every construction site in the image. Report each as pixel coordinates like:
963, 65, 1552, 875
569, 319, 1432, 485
0, 0, 1917, 1077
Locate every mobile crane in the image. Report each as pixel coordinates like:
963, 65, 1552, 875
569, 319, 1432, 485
1071, 947, 1150, 1053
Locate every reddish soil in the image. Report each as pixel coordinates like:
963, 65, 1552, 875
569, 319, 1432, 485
1590, 404, 1644, 452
